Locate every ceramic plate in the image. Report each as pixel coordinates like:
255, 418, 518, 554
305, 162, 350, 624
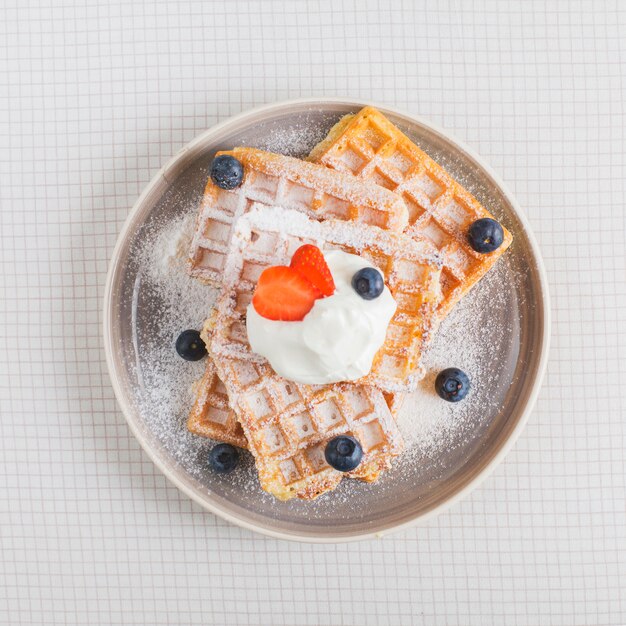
103, 98, 550, 541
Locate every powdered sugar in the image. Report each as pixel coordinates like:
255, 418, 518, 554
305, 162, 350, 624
239, 202, 441, 267
397, 259, 517, 465
136, 212, 214, 320
237, 117, 332, 158
129, 211, 220, 470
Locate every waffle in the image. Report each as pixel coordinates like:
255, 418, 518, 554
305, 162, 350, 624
219, 204, 441, 393
188, 358, 404, 451
186, 317, 403, 450
187, 357, 247, 448
309, 106, 513, 318
188, 147, 409, 286
207, 206, 419, 500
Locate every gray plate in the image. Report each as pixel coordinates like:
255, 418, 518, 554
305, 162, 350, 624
103, 99, 550, 542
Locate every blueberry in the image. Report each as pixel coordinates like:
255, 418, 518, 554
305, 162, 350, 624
210, 155, 244, 190
208, 443, 240, 474
435, 368, 470, 402
351, 267, 384, 300
175, 329, 207, 361
325, 436, 363, 472
468, 218, 504, 253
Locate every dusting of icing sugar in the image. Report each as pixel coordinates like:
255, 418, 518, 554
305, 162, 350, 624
140, 213, 196, 283
233, 202, 441, 269
136, 213, 216, 325
228, 148, 409, 232
397, 259, 517, 464
236, 117, 332, 158
129, 213, 219, 466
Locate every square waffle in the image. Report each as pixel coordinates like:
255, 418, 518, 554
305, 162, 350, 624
207, 206, 425, 500
188, 359, 405, 451
186, 314, 404, 451
309, 106, 513, 318
215, 204, 442, 393
187, 147, 409, 286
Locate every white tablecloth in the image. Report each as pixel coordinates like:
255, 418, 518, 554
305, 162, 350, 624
1, 1, 625, 624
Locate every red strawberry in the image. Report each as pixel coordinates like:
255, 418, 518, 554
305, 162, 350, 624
290, 244, 335, 297
252, 266, 321, 321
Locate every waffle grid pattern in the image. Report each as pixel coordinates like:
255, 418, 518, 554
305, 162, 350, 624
188, 147, 408, 285
311, 107, 514, 317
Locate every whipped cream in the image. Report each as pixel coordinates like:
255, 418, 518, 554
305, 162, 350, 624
246, 250, 396, 384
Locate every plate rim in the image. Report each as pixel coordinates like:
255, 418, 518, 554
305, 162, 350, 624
103, 97, 551, 542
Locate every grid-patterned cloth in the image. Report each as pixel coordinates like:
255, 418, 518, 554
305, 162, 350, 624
1, 1, 625, 625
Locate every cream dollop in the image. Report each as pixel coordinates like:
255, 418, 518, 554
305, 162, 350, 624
246, 250, 396, 384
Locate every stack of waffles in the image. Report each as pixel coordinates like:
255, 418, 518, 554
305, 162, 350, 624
184, 106, 513, 500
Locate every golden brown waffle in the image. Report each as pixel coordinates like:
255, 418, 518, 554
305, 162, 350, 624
188, 357, 404, 451
207, 206, 415, 500
188, 388, 403, 453
309, 106, 513, 318
186, 309, 403, 451
218, 204, 442, 393
187, 358, 247, 448
187, 147, 409, 286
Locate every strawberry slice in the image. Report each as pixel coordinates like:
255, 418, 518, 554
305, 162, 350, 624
252, 266, 321, 321
290, 244, 335, 297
